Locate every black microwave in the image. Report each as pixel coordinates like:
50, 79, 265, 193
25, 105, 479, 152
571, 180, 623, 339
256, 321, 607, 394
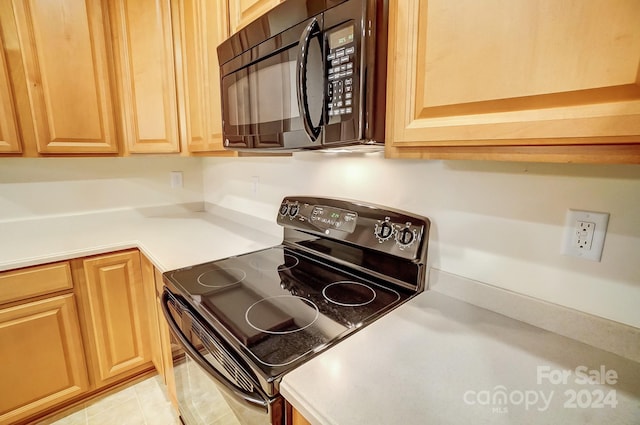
217, 0, 388, 151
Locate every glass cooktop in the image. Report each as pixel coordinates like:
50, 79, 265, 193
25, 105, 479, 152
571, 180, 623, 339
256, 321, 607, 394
165, 246, 408, 369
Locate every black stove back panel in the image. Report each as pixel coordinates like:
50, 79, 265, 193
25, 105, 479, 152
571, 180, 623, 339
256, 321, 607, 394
278, 196, 430, 291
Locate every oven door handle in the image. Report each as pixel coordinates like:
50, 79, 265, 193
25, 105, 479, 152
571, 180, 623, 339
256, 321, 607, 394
296, 17, 322, 142
160, 291, 269, 413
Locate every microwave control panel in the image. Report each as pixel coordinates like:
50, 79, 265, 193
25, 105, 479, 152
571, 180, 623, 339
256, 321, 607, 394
326, 24, 356, 119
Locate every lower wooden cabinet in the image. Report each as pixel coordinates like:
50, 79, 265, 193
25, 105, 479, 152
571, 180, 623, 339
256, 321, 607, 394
141, 255, 178, 408
0, 295, 89, 425
74, 250, 153, 388
0, 249, 169, 423
140, 255, 165, 378
292, 407, 312, 425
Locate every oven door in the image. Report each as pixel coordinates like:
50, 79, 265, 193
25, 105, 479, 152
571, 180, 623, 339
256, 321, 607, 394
161, 290, 282, 425
220, 15, 325, 150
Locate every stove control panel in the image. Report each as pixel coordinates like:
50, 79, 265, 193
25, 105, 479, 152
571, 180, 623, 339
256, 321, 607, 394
278, 197, 430, 261
279, 200, 357, 233
374, 218, 420, 250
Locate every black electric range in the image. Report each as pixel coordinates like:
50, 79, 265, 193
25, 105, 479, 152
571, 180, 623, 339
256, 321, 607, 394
162, 196, 429, 424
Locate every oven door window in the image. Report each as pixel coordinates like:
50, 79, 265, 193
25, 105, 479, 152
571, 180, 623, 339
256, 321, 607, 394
221, 32, 324, 148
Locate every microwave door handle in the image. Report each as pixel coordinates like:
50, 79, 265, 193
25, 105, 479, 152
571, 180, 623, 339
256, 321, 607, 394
296, 17, 321, 141
160, 291, 269, 412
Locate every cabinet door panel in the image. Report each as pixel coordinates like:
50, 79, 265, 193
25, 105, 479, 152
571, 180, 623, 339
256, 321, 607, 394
386, 0, 640, 152
176, 0, 233, 154
0, 40, 21, 153
292, 407, 312, 425
0, 295, 88, 424
80, 251, 151, 387
12, 0, 118, 153
111, 0, 180, 153
228, 0, 281, 34
140, 255, 164, 378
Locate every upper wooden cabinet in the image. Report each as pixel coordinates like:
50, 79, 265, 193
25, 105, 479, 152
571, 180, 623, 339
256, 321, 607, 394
385, 0, 640, 163
12, 0, 119, 154
228, 0, 282, 34
110, 0, 180, 154
174, 0, 235, 154
0, 39, 21, 153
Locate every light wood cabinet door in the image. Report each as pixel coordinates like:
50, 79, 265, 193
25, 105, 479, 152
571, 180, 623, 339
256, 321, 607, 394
78, 250, 152, 388
153, 268, 178, 408
0, 295, 89, 425
140, 255, 164, 379
110, 0, 180, 154
386, 0, 640, 163
174, 0, 235, 154
0, 38, 21, 153
12, 0, 118, 154
228, 0, 282, 34
291, 406, 312, 425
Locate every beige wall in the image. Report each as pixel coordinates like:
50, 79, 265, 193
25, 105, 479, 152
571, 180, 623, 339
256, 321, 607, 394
202, 153, 640, 328
1, 154, 638, 329
0, 157, 203, 221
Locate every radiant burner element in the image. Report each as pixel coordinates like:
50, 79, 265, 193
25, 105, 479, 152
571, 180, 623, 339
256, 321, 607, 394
245, 295, 319, 335
197, 267, 246, 287
322, 281, 376, 307
250, 248, 299, 272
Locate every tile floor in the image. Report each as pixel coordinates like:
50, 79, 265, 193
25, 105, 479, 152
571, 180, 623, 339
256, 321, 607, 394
38, 375, 180, 425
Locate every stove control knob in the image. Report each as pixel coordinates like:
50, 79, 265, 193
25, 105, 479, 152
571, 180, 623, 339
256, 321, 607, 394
374, 218, 395, 243
395, 225, 417, 249
279, 202, 289, 216
288, 203, 300, 219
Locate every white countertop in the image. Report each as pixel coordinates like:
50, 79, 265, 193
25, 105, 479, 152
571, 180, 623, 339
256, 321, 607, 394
281, 290, 640, 425
0, 204, 282, 272
2, 205, 639, 424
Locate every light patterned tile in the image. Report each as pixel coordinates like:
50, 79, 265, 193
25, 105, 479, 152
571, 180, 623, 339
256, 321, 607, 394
213, 412, 241, 425
85, 386, 137, 418
134, 376, 170, 406
140, 402, 180, 425
135, 375, 179, 425
86, 398, 145, 425
38, 374, 184, 425
42, 408, 87, 425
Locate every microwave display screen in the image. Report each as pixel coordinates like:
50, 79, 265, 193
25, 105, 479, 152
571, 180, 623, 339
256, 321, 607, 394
329, 25, 354, 49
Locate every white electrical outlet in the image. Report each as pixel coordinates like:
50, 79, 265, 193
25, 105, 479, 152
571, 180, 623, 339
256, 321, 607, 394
575, 221, 595, 250
170, 171, 183, 188
562, 209, 609, 261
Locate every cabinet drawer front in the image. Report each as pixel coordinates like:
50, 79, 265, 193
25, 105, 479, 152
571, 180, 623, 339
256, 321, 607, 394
0, 262, 73, 305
